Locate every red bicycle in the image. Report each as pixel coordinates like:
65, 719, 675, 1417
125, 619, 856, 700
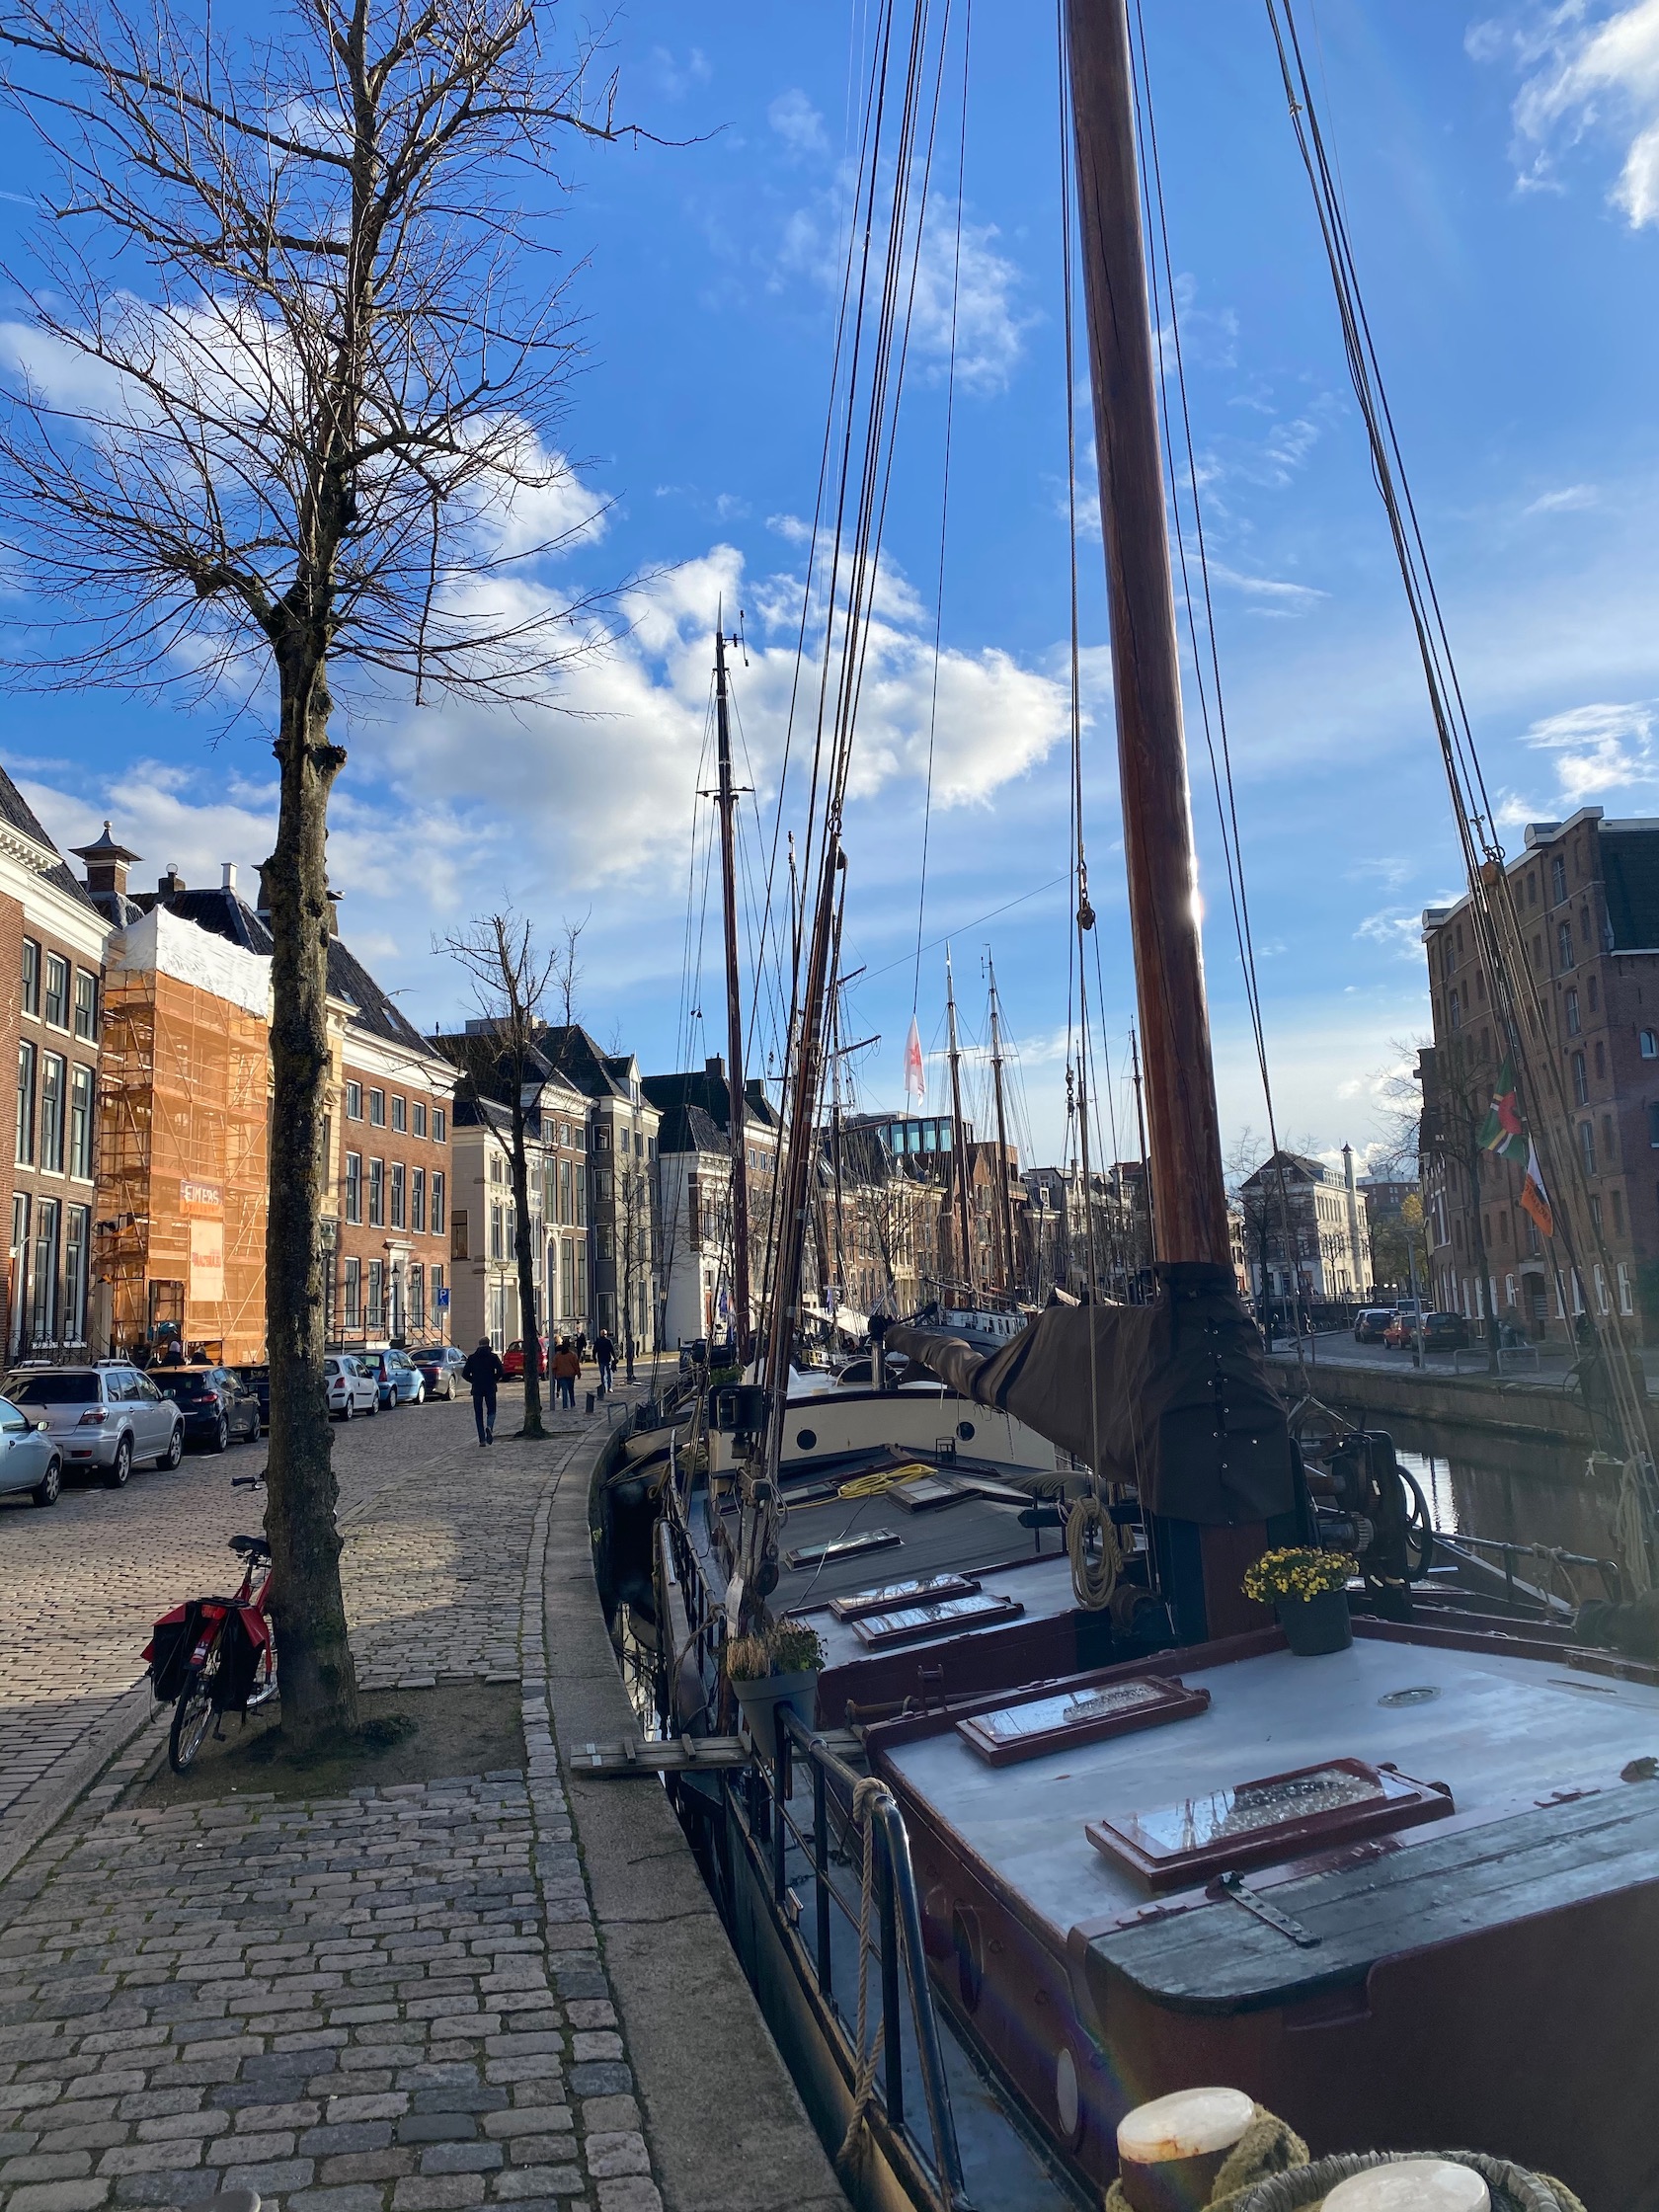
145, 1472, 277, 1773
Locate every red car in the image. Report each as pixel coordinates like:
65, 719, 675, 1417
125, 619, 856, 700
502, 1338, 548, 1380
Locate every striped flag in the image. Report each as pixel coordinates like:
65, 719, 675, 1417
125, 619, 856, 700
1520, 1140, 1554, 1239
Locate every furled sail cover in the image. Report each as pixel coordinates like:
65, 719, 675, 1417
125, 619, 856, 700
884, 1263, 1297, 1525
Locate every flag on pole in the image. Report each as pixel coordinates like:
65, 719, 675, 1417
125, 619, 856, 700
904, 1015, 925, 1102
1476, 1058, 1529, 1161
1520, 1140, 1554, 1239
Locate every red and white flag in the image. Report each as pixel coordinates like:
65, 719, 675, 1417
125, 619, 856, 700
904, 1015, 926, 1102
1520, 1139, 1554, 1239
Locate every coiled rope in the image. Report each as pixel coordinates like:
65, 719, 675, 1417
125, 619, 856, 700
1104, 2103, 1307, 2211
1066, 1489, 1123, 1611
1230, 2148, 1586, 2212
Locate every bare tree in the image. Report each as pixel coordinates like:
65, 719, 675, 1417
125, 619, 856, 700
0, 1, 627, 1743
441, 914, 557, 1439
553, 912, 589, 1031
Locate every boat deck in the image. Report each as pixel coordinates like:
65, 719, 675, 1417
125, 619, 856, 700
876, 1627, 1659, 1933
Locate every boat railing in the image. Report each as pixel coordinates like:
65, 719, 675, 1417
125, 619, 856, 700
751, 1703, 974, 2212
1435, 1528, 1623, 1609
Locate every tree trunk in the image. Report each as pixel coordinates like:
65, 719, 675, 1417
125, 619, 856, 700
264, 650, 359, 1747
510, 1099, 545, 1437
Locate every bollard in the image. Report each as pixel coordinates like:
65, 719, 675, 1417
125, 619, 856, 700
586, 1389, 595, 1415
1323, 2166, 1489, 2211
1118, 2088, 1254, 2212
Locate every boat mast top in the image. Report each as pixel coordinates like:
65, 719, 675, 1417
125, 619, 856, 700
712, 614, 753, 1366
988, 955, 1019, 1297
945, 944, 976, 1303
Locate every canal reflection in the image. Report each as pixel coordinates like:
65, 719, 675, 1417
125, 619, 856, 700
1329, 1404, 1628, 1602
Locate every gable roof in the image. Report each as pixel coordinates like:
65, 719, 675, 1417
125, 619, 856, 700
654, 1101, 730, 1157
325, 934, 440, 1057
642, 1062, 782, 1137
0, 763, 102, 914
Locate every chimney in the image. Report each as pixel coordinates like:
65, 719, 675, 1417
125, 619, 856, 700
157, 865, 186, 900
705, 1054, 726, 1084
70, 822, 140, 900
256, 861, 273, 918
221, 861, 238, 893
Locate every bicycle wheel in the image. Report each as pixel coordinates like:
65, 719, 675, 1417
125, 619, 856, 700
169, 1650, 219, 1773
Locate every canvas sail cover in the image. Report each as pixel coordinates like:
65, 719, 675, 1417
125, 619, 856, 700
884, 1262, 1298, 1526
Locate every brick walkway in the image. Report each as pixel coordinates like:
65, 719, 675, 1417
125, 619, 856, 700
0, 1382, 669, 2212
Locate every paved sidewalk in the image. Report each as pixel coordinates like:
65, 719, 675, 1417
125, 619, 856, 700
0, 1381, 670, 2212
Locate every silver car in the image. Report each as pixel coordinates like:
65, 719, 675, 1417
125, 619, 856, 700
4, 1365, 184, 1488
0, 1395, 63, 1507
325, 1354, 380, 1420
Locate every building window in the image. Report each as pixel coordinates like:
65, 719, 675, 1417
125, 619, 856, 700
64, 1205, 89, 1343
451, 1208, 468, 1261
433, 1263, 444, 1319
412, 1166, 426, 1233
1595, 1040, 1606, 1079
561, 1240, 576, 1314
1449, 989, 1461, 1031
413, 1100, 427, 1139
369, 1087, 386, 1127
490, 1202, 504, 1260
39, 1053, 65, 1173
594, 1124, 610, 1151
1552, 854, 1567, 904
1557, 921, 1575, 971
558, 1157, 572, 1225
73, 970, 98, 1043
1572, 1051, 1589, 1106
20, 938, 39, 1017
433, 1107, 446, 1144
1566, 989, 1580, 1036
432, 1171, 445, 1236
1581, 1121, 1597, 1176
490, 1152, 504, 1186
344, 1256, 361, 1329
409, 1262, 425, 1332
392, 1095, 407, 1134
390, 1161, 406, 1229
345, 1151, 362, 1224
368, 1156, 384, 1227
15, 1041, 35, 1166
42, 953, 69, 1030
366, 1258, 384, 1331
30, 1198, 57, 1341
1643, 1030, 1659, 1060
1588, 973, 1600, 1011
1613, 1188, 1625, 1236
346, 1080, 363, 1120
1620, 1261, 1634, 1315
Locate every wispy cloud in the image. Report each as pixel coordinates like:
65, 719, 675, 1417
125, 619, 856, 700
1524, 482, 1599, 514
768, 88, 827, 159
1207, 563, 1328, 618
1523, 696, 1658, 801
1472, 1, 1659, 226
1356, 908, 1427, 959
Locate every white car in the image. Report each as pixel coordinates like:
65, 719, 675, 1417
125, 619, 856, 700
325, 1355, 379, 1421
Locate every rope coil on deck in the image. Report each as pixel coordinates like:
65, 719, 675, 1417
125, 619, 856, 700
1226, 2149, 1587, 2212
1066, 1489, 1122, 1610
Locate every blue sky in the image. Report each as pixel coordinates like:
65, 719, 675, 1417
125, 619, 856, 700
4, 1, 1659, 1175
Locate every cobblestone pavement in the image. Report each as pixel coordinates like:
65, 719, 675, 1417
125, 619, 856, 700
0, 1382, 651, 1867
0, 1388, 668, 2212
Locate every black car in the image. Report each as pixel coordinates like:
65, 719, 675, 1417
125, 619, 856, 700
1353, 1307, 1395, 1344
152, 1365, 262, 1451
1421, 1310, 1471, 1351
232, 1363, 270, 1431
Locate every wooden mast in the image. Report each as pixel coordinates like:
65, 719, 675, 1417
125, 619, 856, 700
945, 945, 976, 1302
1066, 0, 1262, 1636
988, 956, 1019, 1295
1065, 0, 1229, 1273
712, 619, 753, 1365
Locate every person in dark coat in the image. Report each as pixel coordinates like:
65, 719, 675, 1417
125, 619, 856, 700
461, 1336, 506, 1445
593, 1328, 615, 1396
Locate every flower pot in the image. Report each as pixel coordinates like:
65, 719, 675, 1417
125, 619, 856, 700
1276, 1587, 1352, 1657
732, 1670, 819, 1762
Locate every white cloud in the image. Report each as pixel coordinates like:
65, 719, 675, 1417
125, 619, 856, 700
1479, 0, 1659, 226
1355, 908, 1427, 959
1524, 482, 1599, 514
768, 88, 827, 159
766, 512, 813, 544
1207, 563, 1328, 618
1522, 696, 1658, 800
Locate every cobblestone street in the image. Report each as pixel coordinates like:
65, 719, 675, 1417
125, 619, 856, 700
0, 1379, 670, 2212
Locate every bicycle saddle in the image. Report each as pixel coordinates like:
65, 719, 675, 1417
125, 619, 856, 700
230, 1534, 271, 1560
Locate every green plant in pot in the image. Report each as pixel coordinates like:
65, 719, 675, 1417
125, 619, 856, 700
726, 1618, 826, 1761
1242, 1546, 1356, 1657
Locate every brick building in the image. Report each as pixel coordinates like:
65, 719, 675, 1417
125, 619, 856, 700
0, 786, 109, 1357
1421, 807, 1659, 1340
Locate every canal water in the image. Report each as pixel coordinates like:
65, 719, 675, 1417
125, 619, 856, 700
1327, 1403, 1628, 1605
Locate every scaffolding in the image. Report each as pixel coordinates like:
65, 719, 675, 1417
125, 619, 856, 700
97, 966, 270, 1362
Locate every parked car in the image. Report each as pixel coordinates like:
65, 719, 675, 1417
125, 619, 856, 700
3, 1364, 184, 1487
0, 1395, 63, 1507
1353, 1307, 1395, 1344
231, 1363, 270, 1431
152, 1365, 262, 1452
417, 1345, 466, 1400
502, 1337, 548, 1380
1421, 1310, 1471, 1351
325, 1354, 379, 1421
363, 1348, 425, 1407
1382, 1313, 1417, 1349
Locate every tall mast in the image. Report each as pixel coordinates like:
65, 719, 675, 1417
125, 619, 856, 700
1066, 0, 1229, 1270
988, 955, 1019, 1296
712, 618, 753, 1365
1130, 1025, 1154, 1280
945, 945, 976, 1301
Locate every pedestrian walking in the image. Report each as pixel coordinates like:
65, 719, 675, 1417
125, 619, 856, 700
594, 1328, 615, 1397
461, 1335, 505, 1446
552, 1337, 580, 1411
575, 1330, 589, 1365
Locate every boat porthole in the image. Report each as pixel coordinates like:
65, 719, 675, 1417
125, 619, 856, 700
1055, 2044, 1081, 2145
795, 1428, 818, 1451
957, 1419, 976, 1441
951, 1904, 983, 2013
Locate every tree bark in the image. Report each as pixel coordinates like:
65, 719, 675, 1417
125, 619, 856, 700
264, 648, 358, 1747
510, 1086, 546, 1438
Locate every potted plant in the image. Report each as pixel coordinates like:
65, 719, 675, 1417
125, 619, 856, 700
1242, 1546, 1357, 1657
726, 1619, 826, 1760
